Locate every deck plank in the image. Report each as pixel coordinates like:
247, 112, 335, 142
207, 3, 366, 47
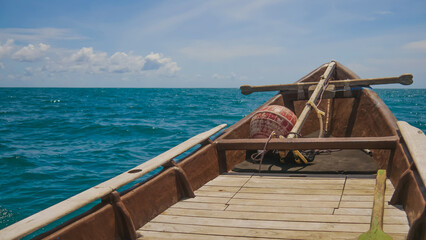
239, 187, 343, 195
139, 223, 378, 240
196, 185, 241, 192
333, 207, 407, 217
181, 196, 231, 204
225, 204, 336, 214
138, 229, 262, 240
161, 208, 408, 225
232, 192, 342, 201
243, 182, 344, 190
227, 198, 340, 208
139, 174, 409, 239
171, 202, 227, 210
194, 190, 237, 198
150, 215, 408, 234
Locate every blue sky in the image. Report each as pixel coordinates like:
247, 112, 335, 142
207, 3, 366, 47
0, 0, 425, 87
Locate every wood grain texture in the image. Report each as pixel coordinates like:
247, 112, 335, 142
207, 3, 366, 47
240, 74, 413, 95
139, 174, 409, 239
397, 121, 426, 185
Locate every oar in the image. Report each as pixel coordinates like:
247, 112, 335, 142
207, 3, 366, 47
240, 74, 413, 95
358, 169, 392, 240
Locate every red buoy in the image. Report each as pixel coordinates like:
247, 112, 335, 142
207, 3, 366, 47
250, 105, 297, 138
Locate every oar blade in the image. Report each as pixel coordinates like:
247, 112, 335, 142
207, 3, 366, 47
358, 228, 393, 240
399, 73, 413, 85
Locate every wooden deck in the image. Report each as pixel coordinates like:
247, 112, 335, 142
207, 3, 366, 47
138, 174, 409, 240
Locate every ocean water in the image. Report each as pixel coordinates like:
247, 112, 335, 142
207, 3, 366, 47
0, 88, 424, 236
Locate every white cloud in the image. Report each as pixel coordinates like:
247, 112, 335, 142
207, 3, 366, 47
12, 43, 50, 62
0, 28, 85, 42
404, 40, 426, 51
47, 47, 179, 75
142, 53, 180, 74
181, 42, 284, 61
0, 39, 180, 81
69, 47, 100, 63
0, 39, 15, 58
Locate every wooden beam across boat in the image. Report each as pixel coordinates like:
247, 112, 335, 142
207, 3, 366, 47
240, 73, 413, 95
216, 136, 399, 151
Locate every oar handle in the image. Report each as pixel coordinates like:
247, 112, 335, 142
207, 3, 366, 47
240, 74, 413, 95
371, 169, 387, 230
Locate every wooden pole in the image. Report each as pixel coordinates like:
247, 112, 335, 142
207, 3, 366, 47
240, 73, 413, 95
287, 61, 336, 139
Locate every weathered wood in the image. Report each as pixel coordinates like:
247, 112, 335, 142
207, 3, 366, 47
397, 121, 426, 185
139, 229, 260, 240
204, 176, 250, 186
226, 198, 340, 208
139, 174, 409, 239
182, 196, 230, 204
342, 189, 394, 196
232, 192, 342, 201
240, 73, 413, 95
308, 84, 336, 99
358, 169, 393, 239
140, 223, 368, 240
247, 177, 346, 184
339, 201, 396, 209
243, 182, 344, 190
149, 214, 409, 234
334, 207, 408, 217
216, 136, 398, 150
172, 202, 228, 210
287, 61, 336, 138
239, 187, 344, 195
226, 204, 336, 214
194, 190, 236, 198
196, 185, 241, 193
161, 208, 408, 225
0, 124, 227, 240
342, 195, 393, 202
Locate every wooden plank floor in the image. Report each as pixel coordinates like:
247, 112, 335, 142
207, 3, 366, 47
138, 174, 409, 240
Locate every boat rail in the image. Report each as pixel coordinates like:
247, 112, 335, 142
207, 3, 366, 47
397, 121, 426, 185
0, 124, 227, 240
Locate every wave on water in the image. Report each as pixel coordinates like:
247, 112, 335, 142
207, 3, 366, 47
1, 155, 36, 167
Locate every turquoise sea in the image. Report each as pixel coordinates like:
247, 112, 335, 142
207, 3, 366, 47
0, 88, 425, 237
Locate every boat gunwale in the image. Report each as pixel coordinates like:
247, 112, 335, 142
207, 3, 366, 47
0, 124, 227, 240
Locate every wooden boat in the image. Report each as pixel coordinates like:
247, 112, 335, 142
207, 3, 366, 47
1, 61, 425, 240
